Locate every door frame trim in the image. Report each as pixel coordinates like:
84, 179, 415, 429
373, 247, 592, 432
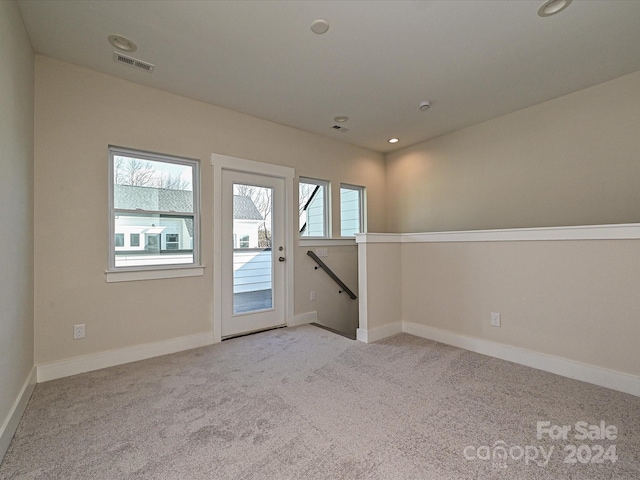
211, 153, 295, 343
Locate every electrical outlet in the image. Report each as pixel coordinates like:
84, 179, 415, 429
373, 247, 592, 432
490, 312, 501, 327
310, 291, 316, 301
73, 324, 86, 339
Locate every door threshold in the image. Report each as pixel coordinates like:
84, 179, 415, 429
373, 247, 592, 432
222, 324, 286, 341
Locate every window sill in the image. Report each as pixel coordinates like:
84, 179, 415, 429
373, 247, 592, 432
105, 265, 205, 283
299, 238, 356, 247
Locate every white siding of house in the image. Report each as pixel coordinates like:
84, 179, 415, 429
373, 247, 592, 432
305, 188, 325, 237
114, 216, 191, 250
233, 220, 261, 248
233, 250, 272, 293
341, 187, 361, 236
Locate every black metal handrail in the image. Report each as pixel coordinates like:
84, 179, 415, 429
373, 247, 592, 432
307, 251, 357, 300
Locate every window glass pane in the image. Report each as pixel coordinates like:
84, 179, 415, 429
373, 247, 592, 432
113, 156, 193, 212
114, 213, 194, 268
130, 233, 140, 247
115, 233, 124, 247
340, 185, 363, 236
299, 179, 327, 237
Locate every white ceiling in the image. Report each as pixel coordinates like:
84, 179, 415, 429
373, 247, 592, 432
16, 0, 640, 153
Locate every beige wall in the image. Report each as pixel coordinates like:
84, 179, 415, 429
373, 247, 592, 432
357, 236, 640, 379
358, 242, 402, 333
365, 69, 640, 386
385, 71, 640, 233
400, 239, 640, 376
34, 56, 385, 364
0, 0, 34, 443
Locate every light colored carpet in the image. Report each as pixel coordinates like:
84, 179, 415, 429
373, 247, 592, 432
1, 325, 639, 479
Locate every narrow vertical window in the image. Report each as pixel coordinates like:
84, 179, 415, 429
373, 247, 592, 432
109, 146, 200, 269
340, 184, 364, 237
299, 178, 329, 238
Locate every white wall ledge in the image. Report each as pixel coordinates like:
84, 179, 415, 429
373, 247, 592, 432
299, 239, 356, 247
356, 223, 640, 244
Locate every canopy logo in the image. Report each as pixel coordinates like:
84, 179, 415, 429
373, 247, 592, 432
464, 420, 618, 470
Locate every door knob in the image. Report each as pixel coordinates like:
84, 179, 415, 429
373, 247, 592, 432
278, 256, 286, 262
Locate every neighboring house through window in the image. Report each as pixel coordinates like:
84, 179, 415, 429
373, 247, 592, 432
233, 194, 263, 249
109, 146, 200, 269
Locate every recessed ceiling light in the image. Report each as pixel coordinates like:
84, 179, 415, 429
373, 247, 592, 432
419, 101, 431, 111
108, 34, 137, 52
333, 115, 349, 123
388, 138, 399, 144
311, 19, 330, 34
538, 0, 572, 17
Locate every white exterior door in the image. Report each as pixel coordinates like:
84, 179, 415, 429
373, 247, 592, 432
221, 169, 286, 338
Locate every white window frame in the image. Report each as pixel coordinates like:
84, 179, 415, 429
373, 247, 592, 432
340, 183, 365, 237
299, 177, 330, 239
106, 146, 203, 283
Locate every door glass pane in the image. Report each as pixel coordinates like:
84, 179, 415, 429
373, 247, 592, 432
232, 184, 273, 314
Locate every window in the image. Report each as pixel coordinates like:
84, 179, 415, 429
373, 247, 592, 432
166, 233, 179, 250
299, 178, 329, 238
145, 234, 159, 252
239, 235, 250, 248
340, 184, 364, 237
109, 146, 199, 270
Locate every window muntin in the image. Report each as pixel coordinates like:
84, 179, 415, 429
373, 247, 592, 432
299, 178, 329, 238
340, 184, 364, 237
109, 147, 199, 270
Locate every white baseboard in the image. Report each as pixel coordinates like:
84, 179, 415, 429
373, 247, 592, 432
356, 322, 403, 343
289, 311, 317, 327
1, 366, 36, 462
403, 322, 640, 397
37, 332, 215, 383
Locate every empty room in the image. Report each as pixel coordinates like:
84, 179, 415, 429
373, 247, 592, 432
2, 0, 640, 478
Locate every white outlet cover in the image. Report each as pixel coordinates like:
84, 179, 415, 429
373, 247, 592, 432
74, 324, 86, 339
490, 312, 501, 327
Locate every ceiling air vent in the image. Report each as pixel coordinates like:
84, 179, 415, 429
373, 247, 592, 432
113, 52, 155, 72
331, 125, 349, 133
